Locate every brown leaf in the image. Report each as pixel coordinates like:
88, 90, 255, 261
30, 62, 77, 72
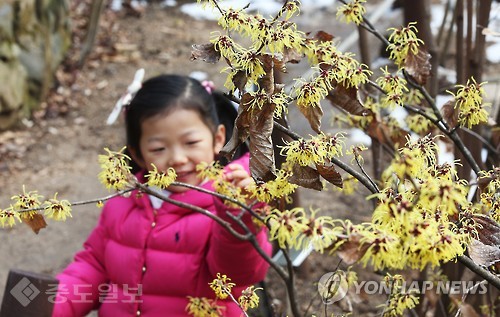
336, 233, 370, 265
297, 103, 323, 133
313, 30, 334, 43
282, 47, 303, 64
468, 239, 500, 267
326, 85, 369, 116
23, 213, 47, 234
248, 103, 276, 182
220, 94, 253, 159
228, 70, 248, 94
473, 214, 500, 246
366, 117, 410, 149
316, 162, 343, 188
259, 54, 275, 95
440, 99, 458, 128
288, 164, 323, 191
190, 43, 221, 64
405, 47, 432, 85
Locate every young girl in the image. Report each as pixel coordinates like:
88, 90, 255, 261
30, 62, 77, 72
52, 74, 272, 317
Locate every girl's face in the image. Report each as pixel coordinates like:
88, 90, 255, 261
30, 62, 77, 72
133, 108, 225, 193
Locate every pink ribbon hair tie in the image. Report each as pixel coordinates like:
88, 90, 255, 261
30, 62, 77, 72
201, 80, 215, 94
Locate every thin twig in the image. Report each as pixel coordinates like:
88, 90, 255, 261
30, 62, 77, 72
14, 188, 136, 214
457, 255, 500, 290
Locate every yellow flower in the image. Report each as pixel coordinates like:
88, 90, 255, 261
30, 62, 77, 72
11, 186, 43, 220
386, 22, 423, 67
296, 209, 344, 253
44, 193, 72, 221
98, 147, 133, 191
280, 133, 345, 167
196, 162, 223, 181
280, 0, 301, 20
448, 77, 490, 128
0, 207, 21, 228
209, 273, 236, 300
382, 274, 420, 317
238, 286, 262, 311
146, 165, 177, 189
295, 79, 328, 109
246, 169, 298, 203
336, 0, 366, 25
266, 207, 307, 249
376, 67, 409, 109
186, 297, 224, 317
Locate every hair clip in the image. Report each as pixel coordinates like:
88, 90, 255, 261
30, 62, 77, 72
201, 80, 215, 95
106, 68, 145, 125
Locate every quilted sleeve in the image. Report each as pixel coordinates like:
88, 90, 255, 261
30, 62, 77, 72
51, 205, 111, 317
206, 153, 272, 286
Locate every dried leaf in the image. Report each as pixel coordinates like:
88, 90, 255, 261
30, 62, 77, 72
282, 47, 303, 64
405, 47, 432, 85
297, 103, 323, 133
249, 103, 276, 182
468, 239, 500, 267
190, 43, 221, 64
316, 162, 343, 188
288, 164, 323, 191
473, 214, 500, 246
336, 233, 370, 265
232, 70, 248, 93
259, 54, 275, 95
313, 30, 334, 43
366, 119, 408, 149
220, 94, 253, 159
440, 99, 458, 128
23, 213, 47, 234
326, 85, 369, 116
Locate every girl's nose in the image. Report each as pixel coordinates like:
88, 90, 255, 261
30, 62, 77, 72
168, 149, 188, 166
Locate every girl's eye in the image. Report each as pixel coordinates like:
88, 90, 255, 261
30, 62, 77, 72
151, 147, 165, 153
186, 140, 200, 146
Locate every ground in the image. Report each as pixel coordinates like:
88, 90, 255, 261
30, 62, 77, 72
0, 2, 399, 316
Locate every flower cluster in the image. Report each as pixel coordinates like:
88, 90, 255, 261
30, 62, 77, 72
2, 187, 74, 228
238, 286, 262, 311
98, 147, 133, 191
0, 208, 20, 227
10, 186, 43, 220
186, 297, 223, 317
381, 274, 419, 317
44, 193, 72, 221
376, 67, 409, 109
386, 22, 423, 68
361, 136, 473, 270
196, 162, 248, 207
209, 273, 235, 300
280, 133, 345, 167
336, 0, 367, 25
266, 207, 344, 252
146, 165, 177, 189
187, 274, 262, 316
448, 78, 490, 129
246, 169, 298, 203
477, 168, 500, 222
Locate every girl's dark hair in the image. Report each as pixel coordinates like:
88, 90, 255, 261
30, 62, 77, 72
125, 74, 247, 172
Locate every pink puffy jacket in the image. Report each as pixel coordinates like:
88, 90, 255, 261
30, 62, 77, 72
52, 154, 272, 317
